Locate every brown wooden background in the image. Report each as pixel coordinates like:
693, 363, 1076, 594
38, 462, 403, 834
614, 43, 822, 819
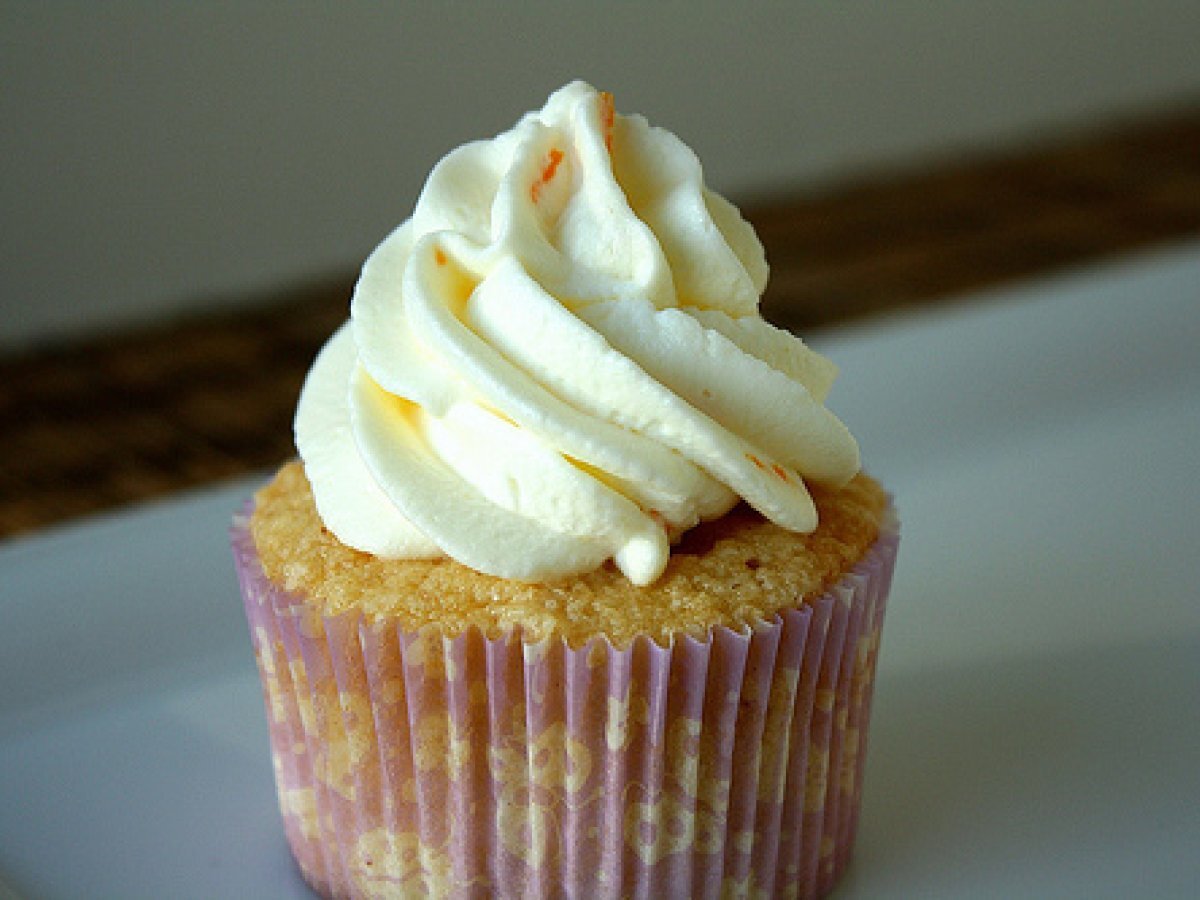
2, 106, 1198, 538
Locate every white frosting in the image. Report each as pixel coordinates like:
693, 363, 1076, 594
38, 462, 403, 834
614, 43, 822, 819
295, 81, 859, 585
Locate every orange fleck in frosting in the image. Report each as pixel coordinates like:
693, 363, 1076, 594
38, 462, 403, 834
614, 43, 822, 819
599, 91, 615, 152
530, 147, 565, 203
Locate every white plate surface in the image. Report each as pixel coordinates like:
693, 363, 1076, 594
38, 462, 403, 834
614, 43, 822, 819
3, 242, 1199, 898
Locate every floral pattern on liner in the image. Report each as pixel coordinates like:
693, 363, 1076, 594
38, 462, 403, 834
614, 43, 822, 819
232, 512, 898, 900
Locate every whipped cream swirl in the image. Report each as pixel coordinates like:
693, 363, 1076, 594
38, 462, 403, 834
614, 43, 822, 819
295, 81, 859, 585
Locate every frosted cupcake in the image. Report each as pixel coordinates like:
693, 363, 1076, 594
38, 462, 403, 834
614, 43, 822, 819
232, 81, 898, 899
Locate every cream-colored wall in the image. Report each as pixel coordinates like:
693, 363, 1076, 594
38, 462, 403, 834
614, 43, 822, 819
4, 2, 1198, 347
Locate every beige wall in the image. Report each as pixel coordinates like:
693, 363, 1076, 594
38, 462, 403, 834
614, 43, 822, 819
4, 2, 1199, 347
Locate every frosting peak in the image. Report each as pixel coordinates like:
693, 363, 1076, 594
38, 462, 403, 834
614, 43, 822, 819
295, 81, 859, 585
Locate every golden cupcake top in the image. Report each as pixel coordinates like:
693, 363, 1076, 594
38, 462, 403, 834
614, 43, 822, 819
251, 462, 887, 646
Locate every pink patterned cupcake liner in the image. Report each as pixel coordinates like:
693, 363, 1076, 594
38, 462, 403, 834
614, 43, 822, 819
232, 506, 898, 899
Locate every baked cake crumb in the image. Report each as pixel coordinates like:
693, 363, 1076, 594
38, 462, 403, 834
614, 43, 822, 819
251, 461, 888, 646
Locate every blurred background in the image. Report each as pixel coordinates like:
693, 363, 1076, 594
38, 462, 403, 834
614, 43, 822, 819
2, 1, 1199, 531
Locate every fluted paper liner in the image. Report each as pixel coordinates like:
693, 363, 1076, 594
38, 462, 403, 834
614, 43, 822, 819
232, 507, 898, 899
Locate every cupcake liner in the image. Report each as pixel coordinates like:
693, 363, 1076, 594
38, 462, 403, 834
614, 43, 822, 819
232, 506, 898, 899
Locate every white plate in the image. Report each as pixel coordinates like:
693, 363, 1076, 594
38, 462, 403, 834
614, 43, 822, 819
3, 243, 1199, 898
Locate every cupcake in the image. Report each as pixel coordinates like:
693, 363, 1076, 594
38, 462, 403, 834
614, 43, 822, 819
232, 81, 898, 899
